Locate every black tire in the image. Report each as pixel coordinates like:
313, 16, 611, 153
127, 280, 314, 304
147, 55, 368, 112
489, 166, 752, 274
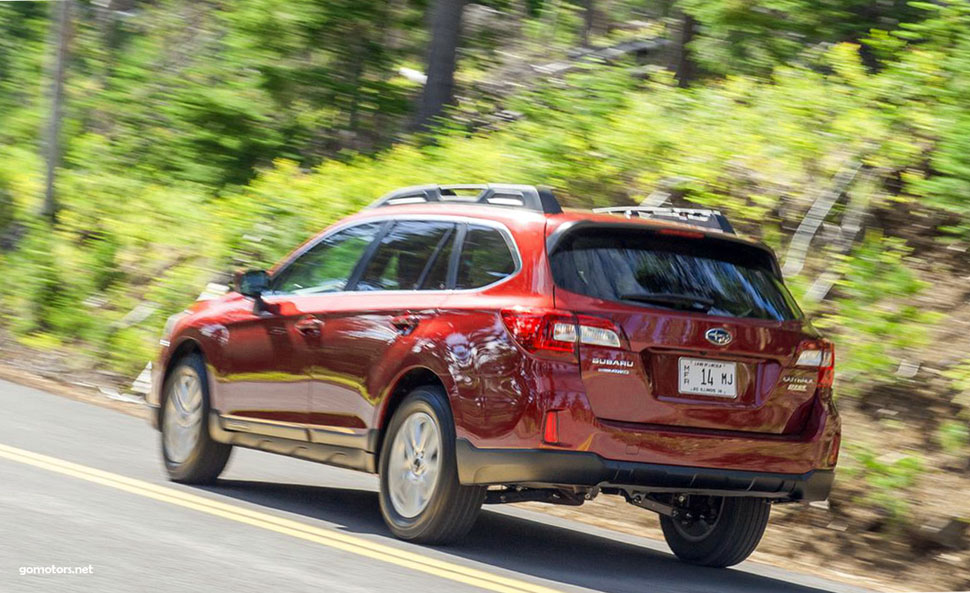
160, 353, 232, 484
660, 496, 771, 568
378, 385, 485, 544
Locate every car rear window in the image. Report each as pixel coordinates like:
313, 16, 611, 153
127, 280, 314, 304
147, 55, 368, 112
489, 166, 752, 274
550, 229, 802, 321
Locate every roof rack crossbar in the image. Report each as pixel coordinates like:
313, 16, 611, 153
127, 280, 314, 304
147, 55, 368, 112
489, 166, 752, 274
591, 206, 735, 234
368, 184, 563, 214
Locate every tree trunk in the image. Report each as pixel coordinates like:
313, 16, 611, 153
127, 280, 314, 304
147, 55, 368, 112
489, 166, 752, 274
581, 0, 595, 47
674, 10, 696, 88
41, 0, 72, 223
415, 0, 466, 131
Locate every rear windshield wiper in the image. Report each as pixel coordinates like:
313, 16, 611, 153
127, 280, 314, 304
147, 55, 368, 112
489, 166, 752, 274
618, 292, 714, 313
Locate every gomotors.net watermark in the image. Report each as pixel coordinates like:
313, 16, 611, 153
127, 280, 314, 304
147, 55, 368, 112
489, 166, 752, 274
19, 565, 94, 577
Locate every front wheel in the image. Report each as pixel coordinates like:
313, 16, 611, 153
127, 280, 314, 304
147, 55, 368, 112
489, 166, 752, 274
660, 495, 771, 567
160, 353, 232, 484
378, 386, 485, 544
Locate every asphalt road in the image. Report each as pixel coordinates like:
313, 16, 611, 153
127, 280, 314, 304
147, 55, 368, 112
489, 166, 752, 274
0, 379, 874, 593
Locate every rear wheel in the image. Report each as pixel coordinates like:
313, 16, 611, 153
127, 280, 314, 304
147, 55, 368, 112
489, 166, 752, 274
160, 353, 231, 484
659, 495, 770, 567
378, 386, 485, 544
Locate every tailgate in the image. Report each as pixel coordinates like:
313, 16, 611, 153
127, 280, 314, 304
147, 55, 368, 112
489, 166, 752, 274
549, 224, 820, 435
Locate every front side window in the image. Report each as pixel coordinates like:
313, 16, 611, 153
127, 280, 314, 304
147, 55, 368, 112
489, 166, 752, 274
455, 225, 517, 289
272, 222, 383, 294
357, 221, 455, 291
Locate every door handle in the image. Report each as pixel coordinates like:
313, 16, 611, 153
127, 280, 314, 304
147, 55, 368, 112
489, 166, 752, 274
294, 315, 324, 336
391, 315, 420, 334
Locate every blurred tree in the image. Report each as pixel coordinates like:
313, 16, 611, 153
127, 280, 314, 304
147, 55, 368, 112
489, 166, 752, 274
417, 0, 467, 129
673, 8, 696, 87
41, 0, 72, 223
580, 0, 596, 47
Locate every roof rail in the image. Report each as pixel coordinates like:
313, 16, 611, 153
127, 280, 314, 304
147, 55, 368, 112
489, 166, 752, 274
368, 184, 563, 215
591, 206, 735, 234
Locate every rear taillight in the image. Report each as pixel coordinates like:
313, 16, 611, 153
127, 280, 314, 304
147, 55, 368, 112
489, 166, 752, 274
501, 308, 624, 359
500, 309, 577, 355
796, 340, 835, 389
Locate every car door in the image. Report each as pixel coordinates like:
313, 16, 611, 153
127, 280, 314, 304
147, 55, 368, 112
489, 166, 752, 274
303, 219, 457, 447
218, 221, 385, 439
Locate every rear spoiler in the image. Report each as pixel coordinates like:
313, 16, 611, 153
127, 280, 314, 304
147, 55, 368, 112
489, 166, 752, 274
591, 207, 735, 234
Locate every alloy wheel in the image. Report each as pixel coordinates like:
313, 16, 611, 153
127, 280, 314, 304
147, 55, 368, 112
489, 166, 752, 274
162, 367, 205, 464
387, 411, 442, 518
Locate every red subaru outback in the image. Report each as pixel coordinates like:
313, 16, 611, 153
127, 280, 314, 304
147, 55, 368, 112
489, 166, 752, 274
149, 184, 839, 567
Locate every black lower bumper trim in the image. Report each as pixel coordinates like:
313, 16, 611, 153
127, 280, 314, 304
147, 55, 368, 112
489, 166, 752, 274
456, 439, 833, 502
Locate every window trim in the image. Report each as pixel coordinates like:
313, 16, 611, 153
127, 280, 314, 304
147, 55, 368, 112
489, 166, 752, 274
269, 215, 522, 295
446, 224, 467, 290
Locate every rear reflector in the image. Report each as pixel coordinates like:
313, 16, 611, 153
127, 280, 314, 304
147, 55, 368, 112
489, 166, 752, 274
543, 410, 560, 444
827, 432, 841, 467
501, 308, 624, 359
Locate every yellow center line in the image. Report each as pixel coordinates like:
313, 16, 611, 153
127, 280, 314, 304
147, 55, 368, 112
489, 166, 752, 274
0, 443, 564, 593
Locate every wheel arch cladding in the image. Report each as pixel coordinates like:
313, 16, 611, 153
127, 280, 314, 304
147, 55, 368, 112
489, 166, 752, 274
378, 367, 450, 456
162, 339, 208, 402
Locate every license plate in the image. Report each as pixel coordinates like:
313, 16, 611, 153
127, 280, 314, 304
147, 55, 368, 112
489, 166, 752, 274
678, 358, 738, 398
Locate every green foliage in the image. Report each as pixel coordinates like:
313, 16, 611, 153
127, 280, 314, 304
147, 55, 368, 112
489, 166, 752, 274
0, 0, 962, 399
847, 444, 925, 521
946, 360, 970, 394
0, 0, 433, 189
900, 2, 970, 233
0, 3, 48, 141
936, 420, 970, 454
813, 235, 941, 390
680, 0, 925, 76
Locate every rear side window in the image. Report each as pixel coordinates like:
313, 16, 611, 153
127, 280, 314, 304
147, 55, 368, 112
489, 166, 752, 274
550, 229, 801, 321
357, 221, 455, 291
272, 222, 383, 294
456, 225, 517, 289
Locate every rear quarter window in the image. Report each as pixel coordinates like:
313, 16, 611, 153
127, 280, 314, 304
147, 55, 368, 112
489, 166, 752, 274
455, 225, 518, 289
550, 229, 802, 321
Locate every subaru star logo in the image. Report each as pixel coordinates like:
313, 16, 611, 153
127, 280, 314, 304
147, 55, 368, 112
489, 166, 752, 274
705, 328, 733, 346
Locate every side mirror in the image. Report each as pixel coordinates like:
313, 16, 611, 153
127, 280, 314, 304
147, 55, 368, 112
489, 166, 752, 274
234, 269, 270, 299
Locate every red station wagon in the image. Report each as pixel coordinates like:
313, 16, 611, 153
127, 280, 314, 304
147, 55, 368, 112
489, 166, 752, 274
149, 184, 840, 567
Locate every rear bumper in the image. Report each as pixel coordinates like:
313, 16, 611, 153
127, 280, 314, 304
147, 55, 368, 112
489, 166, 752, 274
456, 439, 834, 501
